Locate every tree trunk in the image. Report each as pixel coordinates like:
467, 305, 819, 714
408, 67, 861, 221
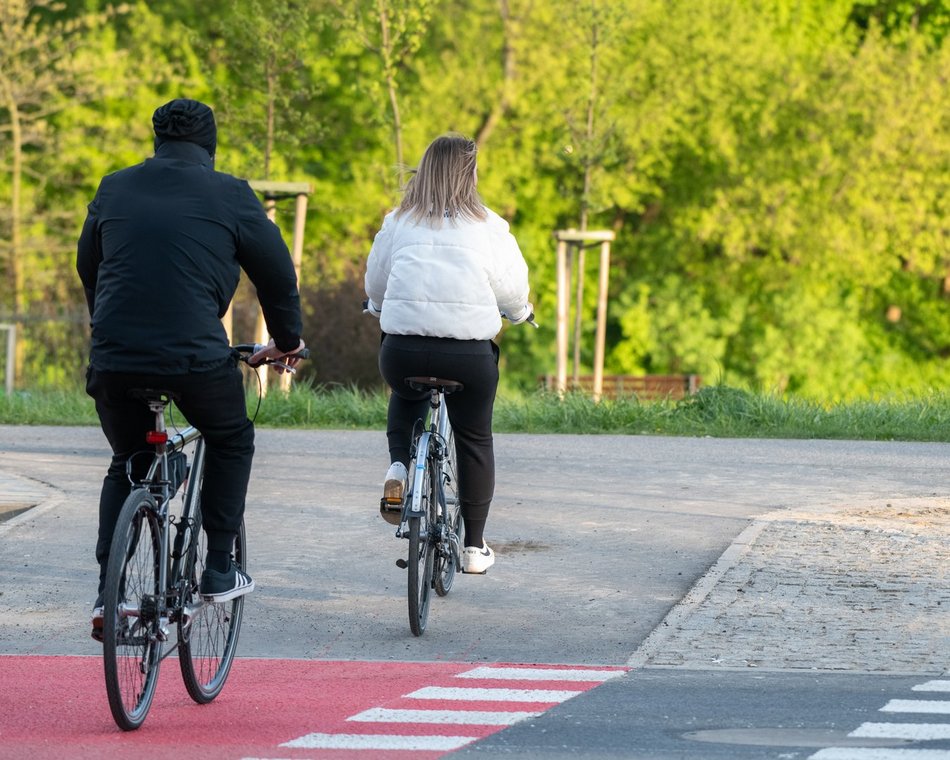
265, 55, 277, 180
378, 0, 404, 183
475, 0, 514, 148
573, 18, 599, 381
2, 87, 23, 317
3, 87, 25, 387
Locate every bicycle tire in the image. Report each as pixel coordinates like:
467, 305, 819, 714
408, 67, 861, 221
435, 429, 461, 597
407, 451, 436, 636
102, 489, 164, 731
178, 456, 245, 703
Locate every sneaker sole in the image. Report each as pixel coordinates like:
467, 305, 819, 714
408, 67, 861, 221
461, 561, 494, 574
383, 479, 404, 502
380, 478, 404, 525
201, 579, 255, 604
91, 608, 104, 642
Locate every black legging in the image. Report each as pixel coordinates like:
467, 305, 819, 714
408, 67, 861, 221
379, 334, 499, 548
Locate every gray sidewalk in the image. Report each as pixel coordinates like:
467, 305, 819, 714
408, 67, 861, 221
0, 427, 947, 673
629, 498, 949, 673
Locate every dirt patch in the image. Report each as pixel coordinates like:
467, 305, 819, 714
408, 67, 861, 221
490, 539, 551, 554
0, 503, 36, 523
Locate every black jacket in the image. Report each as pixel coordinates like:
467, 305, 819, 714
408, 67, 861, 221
77, 141, 302, 374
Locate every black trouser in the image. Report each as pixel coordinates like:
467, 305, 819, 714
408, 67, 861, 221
85, 357, 254, 595
379, 334, 499, 548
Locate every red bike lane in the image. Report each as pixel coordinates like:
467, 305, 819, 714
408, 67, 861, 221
0, 656, 627, 759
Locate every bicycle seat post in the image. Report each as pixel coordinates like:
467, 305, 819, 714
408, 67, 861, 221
147, 399, 168, 437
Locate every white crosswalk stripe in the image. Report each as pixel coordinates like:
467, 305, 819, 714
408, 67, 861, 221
810, 750, 950, 759
457, 666, 624, 682
913, 682, 950, 693
280, 733, 476, 751
348, 707, 542, 725
881, 700, 950, 715
850, 722, 950, 740
406, 686, 582, 702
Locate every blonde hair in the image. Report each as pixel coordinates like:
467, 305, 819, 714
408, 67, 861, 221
398, 134, 488, 227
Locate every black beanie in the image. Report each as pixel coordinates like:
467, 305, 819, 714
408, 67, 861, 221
152, 98, 217, 158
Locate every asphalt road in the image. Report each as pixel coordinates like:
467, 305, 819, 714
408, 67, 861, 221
1, 426, 948, 758
2, 426, 944, 662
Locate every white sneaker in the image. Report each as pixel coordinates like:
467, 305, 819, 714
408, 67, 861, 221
461, 542, 495, 574
380, 462, 408, 524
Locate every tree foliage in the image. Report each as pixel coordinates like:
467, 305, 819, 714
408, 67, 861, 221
2, 0, 948, 400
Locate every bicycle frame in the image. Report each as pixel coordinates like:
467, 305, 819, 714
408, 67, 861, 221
400, 389, 451, 532
123, 396, 204, 649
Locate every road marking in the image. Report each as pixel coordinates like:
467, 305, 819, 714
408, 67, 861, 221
811, 677, 950, 760
850, 722, 950, 740
280, 733, 476, 751
913, 681, 950, 692
348, 707, 541, 725
406, 686, 582, 702
272, 662, 615, 756
880, 699, 950, 715
457, 666, 624, 682
810, 751, 950, 759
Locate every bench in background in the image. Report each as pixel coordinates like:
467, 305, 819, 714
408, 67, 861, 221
539, 374, 702, 401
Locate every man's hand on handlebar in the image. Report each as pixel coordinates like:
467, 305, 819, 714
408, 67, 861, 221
249, 339, 307, 374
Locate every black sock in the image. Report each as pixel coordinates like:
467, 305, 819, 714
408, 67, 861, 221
464, 518, 486, 549
206, 549, 231, 573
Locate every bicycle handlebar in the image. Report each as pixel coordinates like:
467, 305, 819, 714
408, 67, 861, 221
232, 343, 310, 374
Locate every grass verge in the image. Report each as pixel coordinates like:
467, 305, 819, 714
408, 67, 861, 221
3, 384, 950, 441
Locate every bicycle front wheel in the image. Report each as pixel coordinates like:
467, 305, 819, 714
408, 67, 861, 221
407, 453, 436, 636
178, 477, 246, 703
102, 489, 164, 731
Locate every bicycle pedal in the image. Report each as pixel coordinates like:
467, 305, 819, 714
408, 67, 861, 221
396, 558, 408, 569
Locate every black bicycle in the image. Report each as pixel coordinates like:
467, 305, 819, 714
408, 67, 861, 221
101, 343, 306, 730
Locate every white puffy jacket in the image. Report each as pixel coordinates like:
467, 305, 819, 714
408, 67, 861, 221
364, 207, 530, 340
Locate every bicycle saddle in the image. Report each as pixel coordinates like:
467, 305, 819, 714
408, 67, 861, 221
127, 388, 180, 404
405, 376, 464, 395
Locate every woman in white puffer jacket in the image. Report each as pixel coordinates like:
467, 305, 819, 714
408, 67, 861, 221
364, 133, 532, 575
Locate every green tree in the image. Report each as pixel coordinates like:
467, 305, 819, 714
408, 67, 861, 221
0, 0, 128, 316
335, 0, 432, 187
205, 0, 330, 181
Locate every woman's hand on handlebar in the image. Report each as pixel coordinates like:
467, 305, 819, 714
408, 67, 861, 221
249, 339, 307, 373
502, 303, 538, 328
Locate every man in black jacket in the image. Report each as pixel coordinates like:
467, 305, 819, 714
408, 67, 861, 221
77, 98, 305, 641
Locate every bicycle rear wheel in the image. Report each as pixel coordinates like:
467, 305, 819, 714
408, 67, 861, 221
407, 452, 436, 636
102, 489, 164, 731
178, 459, 245, 703
435, 429, 461, 597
